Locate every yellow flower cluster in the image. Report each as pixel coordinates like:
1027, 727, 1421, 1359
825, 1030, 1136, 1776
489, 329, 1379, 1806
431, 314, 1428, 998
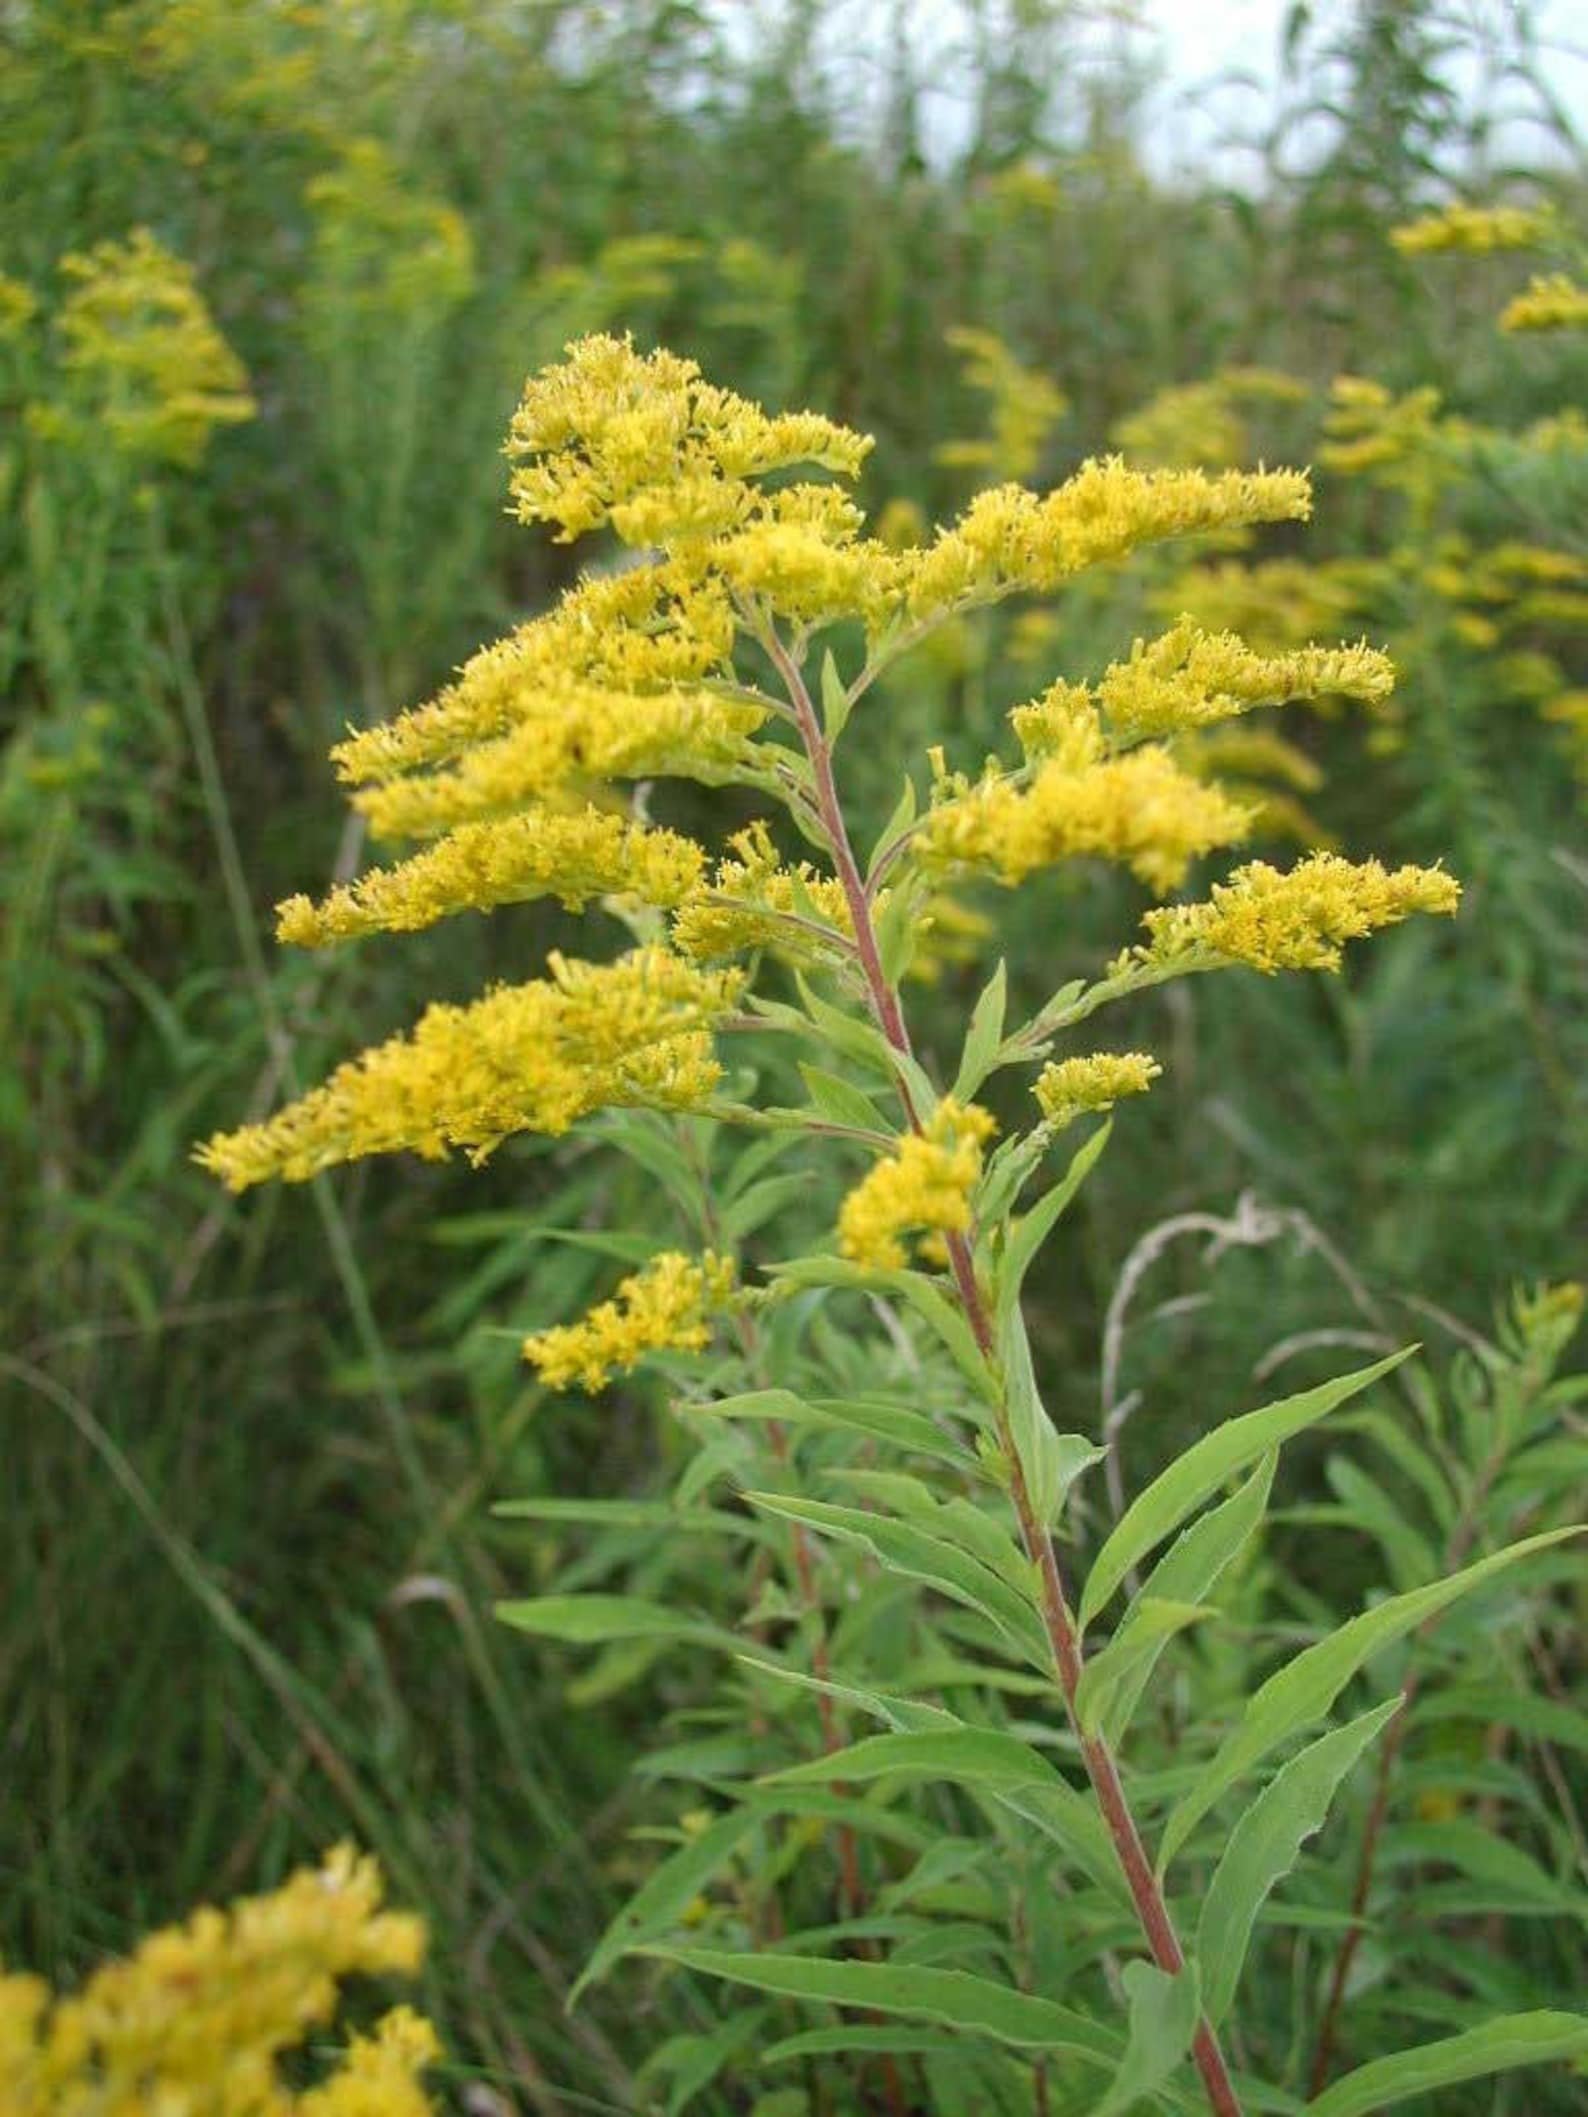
1117, 853, 1461, 976
0, 275, 39, 339
505, 333, 872, 545
305, 136, 475, 316
1034, 1051, 1161, 1128
332, 563, 737, 787
838, 1102, 997, 1272
1500, 274, 1588, 333
1112, 368, 1307, 473
524, 1251, 736, 1391
924, 747, 1252, 894
351, 682, 764, 841
1093, 618, 1394, 741
1319, 377, 1443, 480
898, 458, 1313, 625
276, 809, 706, 946
31, 229, 254, 468
1153, 557, 1369, 656
0, 1846, 437, 2116
672, 820, 857, 963
1390, 202, 1551, 255
196, 949, 742, 1189
936, 325, 1068, 482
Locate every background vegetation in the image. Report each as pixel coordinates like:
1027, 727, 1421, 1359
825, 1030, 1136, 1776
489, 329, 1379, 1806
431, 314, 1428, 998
3, 1, 1584, 2108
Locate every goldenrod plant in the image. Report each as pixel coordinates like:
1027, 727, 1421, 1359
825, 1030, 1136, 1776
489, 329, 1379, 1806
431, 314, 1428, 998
0, 1846, 441, 2114
195, 337, 1588, 2113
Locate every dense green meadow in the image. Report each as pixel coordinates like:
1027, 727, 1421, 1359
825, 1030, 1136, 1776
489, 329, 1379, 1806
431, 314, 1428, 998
3, 2, 1586, 2110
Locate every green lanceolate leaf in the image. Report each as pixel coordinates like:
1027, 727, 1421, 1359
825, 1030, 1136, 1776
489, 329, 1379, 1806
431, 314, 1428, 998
746, 1492, 1049, 1669
997, 1301, 1103, 1528
1196, 1698, 1402, 2025
1097, 1455, 1276, 1738
1074, 1599, 1215, 1742
1308, 2013, 1588, 2117
690, 1385, 973, 1467
798, 1062, 891, 1135
573, 1808, 762, 2003
759, 1721, 1124, 1900
493, 1496, 756, 1535
953, 960, 1008, 1101
820, 646, 852, 741
1079, 1351, 1414, 1633
638, 1944, 1123, 2061
494, 1594, 741, 1652
1092, 1961, 1202, 2117
866, 773, 919, 883
762, 2025, 966, 2066
995, 1120, 1112, 1324
1158, 1527, 1581, 1870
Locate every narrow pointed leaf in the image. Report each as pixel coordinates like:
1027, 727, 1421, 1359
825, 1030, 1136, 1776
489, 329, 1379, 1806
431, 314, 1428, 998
1197, 1698, 1401, 2024
1308, 2013, 1588, 2117
747, 1493, 1049, 1668
573, 1809, 760, 2003
640, 1945, 1123, 2060
1093, 1961, 1202, 2117
954, 960, 1009, 1100
495, 1595, 740, 1651
1080, 1352, 1413, 1632
1160, 1528, 1580, 1870
1099, 1456, 1276, 1737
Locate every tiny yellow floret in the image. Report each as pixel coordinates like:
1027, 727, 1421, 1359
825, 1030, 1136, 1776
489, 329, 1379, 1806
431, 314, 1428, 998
524, 1251, 736, 1391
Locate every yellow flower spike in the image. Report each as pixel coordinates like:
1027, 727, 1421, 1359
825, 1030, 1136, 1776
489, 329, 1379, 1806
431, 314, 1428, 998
838, 1101, 997, 1274
1390, 202, 1552, 255
899, 457, 1311, 625
42, 228, 254, 468
923, 748, 1254, 894
330, 564, 736, 788
1117, 852, 1461, 976
351, 683, 766, 841
1500, 274, 1588, 333
196, 949, 743, 1190
505, 334, 870, 547
936, 324, 1068, 482
672, 821, 858, 963
276, 810, 707, 946
1, 1850, 438, 2114
1097, 617, 1394, 742
524, 1251, 737, 1392
1035, 1052, 1161, 1128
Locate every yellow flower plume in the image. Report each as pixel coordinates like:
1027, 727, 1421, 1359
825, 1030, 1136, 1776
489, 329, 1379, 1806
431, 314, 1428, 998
838, 1101, 997, 1273
1118, 852, 1461, 976
277, 809, 706, 946
524, 1251, 737, 1392
1035, 1052, 1161, 1128
0, 1846, 436, 2116
197, 949, 743, 1190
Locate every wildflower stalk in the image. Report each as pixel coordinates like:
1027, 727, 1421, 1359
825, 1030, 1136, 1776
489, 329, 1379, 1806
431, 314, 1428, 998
767, 621, 1247, 2117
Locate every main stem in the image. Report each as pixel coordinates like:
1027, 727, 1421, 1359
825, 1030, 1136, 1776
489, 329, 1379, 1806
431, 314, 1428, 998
770, 630, 1244, 2117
